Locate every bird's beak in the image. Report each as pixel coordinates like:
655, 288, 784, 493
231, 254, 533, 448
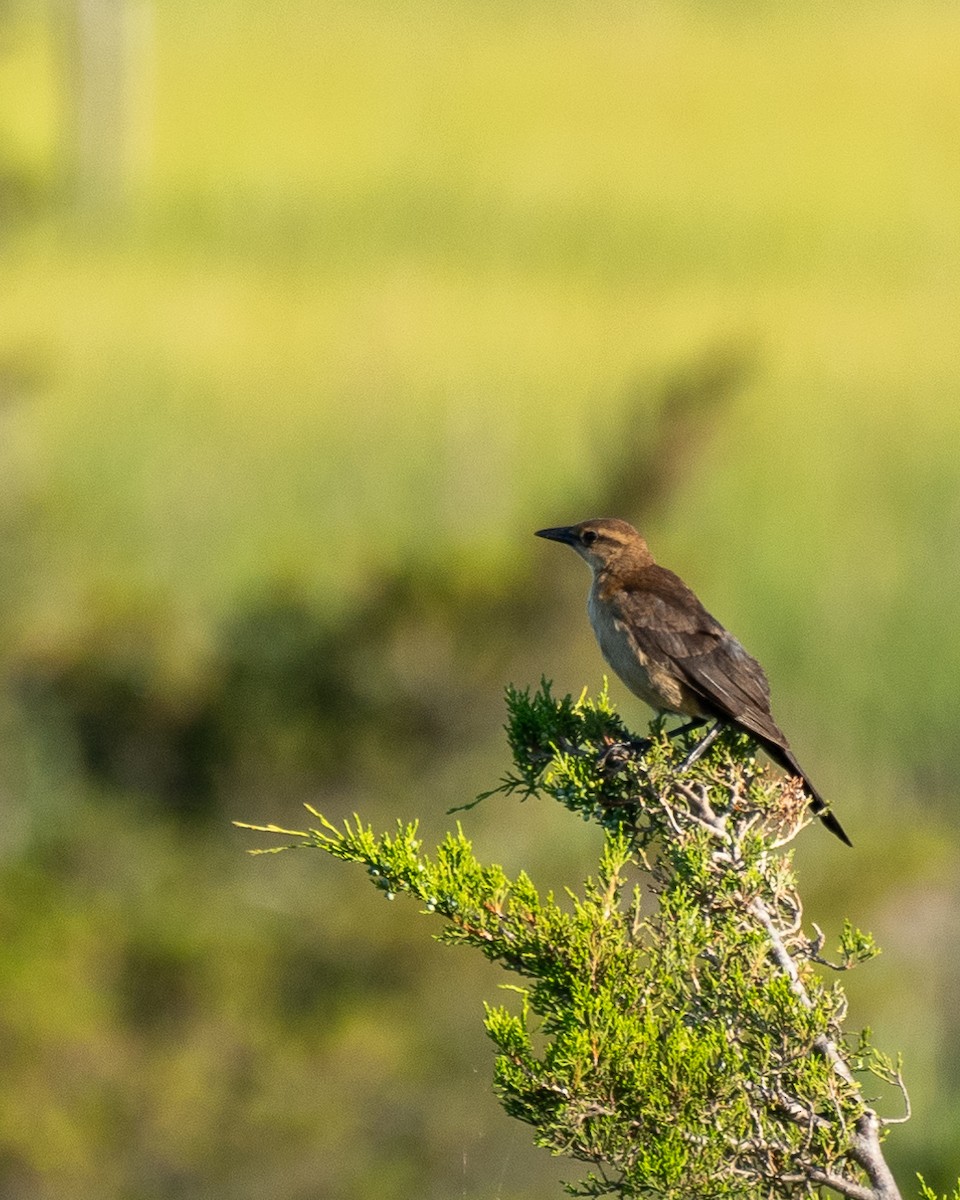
535, 526, 579, 546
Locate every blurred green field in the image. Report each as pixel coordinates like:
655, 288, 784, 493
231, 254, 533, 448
1, 0, 960, 1196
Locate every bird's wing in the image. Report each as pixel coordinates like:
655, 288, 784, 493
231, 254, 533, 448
608, 566, 851, 845
610, 566, 787, 748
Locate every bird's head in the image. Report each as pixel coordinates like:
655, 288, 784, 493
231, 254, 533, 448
534, 518, 653, 574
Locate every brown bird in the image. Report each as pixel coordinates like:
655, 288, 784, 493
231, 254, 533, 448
535, 517, 851, 846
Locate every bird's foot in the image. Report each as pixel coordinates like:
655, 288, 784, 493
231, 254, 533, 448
597, 736, 651, 774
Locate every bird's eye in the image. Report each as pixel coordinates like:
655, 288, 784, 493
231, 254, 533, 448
580, 529, 598, 547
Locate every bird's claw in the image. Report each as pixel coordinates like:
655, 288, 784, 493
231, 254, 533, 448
597, 737, 651, 773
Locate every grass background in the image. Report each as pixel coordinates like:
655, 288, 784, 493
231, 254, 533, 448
1, 0, 959, 1195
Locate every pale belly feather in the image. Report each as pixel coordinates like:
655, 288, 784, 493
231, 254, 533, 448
587, 589, 703, 717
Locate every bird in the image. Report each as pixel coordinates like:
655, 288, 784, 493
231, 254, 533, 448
535, 517, 851, 846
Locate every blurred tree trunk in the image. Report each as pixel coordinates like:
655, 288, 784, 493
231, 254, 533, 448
57, 0, 152, 212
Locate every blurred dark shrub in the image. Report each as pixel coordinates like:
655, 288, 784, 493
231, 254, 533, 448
8, 339, 748, 820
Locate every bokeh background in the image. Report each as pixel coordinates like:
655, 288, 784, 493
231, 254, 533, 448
1, 0, 959, 1196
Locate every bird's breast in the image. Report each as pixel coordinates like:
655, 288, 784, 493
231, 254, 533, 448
587, 587, 693, 715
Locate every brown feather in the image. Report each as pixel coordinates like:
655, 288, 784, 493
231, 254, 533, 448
536, 518, 852, 846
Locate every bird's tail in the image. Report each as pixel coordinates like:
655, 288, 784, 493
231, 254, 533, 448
811, 804, 853, 847
764, 742, 853, 848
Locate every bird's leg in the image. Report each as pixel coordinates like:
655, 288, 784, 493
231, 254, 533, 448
665, 718, 708, 741
677, 721, 724, 773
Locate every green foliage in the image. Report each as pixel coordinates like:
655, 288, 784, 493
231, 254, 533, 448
918, 1176, 960, 1200
244, 684, 902, 1199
